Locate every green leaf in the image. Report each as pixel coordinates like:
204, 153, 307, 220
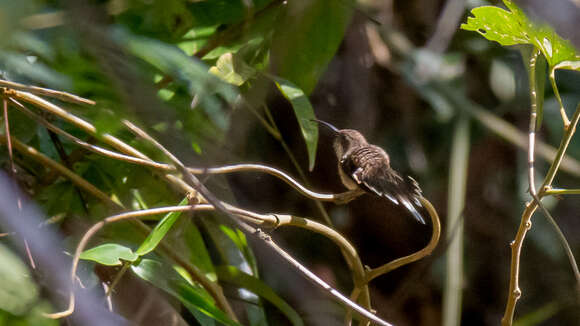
79, 243, 138, 266
186, 0, 274, 27
0, 244, 39, 315
552, 60, 580, 72
272, 76, 319, 171
115, 29, 237, 130
513, 301, 560, 326
219, 226, 258, 276
179, 25, 218, 55
209, 53, 257, 86
0, 51, 71, 89
461, 0, 580, 67
131, 258, 240, 326
181, 218, 216, 281
135, 197, 188, 256
271, 0, 352, 94
217, 266, 304, 326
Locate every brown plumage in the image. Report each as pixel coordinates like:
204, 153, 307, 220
316, 121, 425, 224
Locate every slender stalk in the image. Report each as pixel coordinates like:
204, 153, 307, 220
0, 135, 122, 209
502, 98, 580, 326
43, 204, 217, 319
125, 121, 394, 325
543, 188, 580, 195
0, 79, 96, 105
442, 114, 469, 326
9, 98, 172, 170
253, 228, 394, 326
275, 213, 371, 319
549, 68, 570, 127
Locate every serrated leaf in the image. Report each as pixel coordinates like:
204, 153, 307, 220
272, 76, 318, 171
79, 243, 138, 266
552, 60, 580, 72
135, 197, 188, 256
461, 0, 580, 67
131, 258, 240, 326
216, 266, 304, 326
209, 53, 257, 86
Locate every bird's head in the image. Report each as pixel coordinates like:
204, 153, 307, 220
314, 120, 368, 159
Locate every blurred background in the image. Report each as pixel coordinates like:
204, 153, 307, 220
0, 0, 579, 325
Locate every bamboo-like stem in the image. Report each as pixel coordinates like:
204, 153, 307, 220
2, 85, 432, 325
0, 135, 122, 209
5, 99, 356, 204
0, 79, 96, 105
124, 121, 395, 325
0, 92, 241, 319
442, 114, 469, 326
8, 98, 172, 170
543, 188, 580, 195
6, 89, 150, 160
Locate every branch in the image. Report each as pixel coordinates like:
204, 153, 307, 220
124, 122, 392, 325
502, 101, 580, 326
0, 79, 95, 105
364, 197, 441, 282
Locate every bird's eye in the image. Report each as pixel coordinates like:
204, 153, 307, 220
340, 135, 349, 147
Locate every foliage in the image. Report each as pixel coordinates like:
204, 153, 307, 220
0, 0, 353, 324
0, 0, 578, 325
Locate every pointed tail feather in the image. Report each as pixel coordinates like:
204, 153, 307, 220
399, 196, 426, 224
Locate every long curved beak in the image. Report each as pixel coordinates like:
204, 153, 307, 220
312, 119, 339, 134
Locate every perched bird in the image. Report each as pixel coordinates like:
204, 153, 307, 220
315, 119, 426, 224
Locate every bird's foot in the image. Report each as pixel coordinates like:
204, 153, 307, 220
334, 189, 365, 205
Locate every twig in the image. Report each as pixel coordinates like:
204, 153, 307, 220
548, 68, 570, 128
262, 104, 334, 226
502, 100, 580, 326
0, 135, 122, 209
255, 228, 394, 326
43, 204, 216, 319
0, 79, 96, 105
124, 121, 392, 325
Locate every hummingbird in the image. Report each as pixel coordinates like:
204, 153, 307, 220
315, 119, 426, 224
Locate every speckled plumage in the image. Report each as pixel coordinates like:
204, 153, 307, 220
321, 124, 425, 224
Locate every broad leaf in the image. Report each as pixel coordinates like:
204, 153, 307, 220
461, 0, 580, 67
79, 243, 138, 266
217, 266, 304, 326
132, 258, 239, 326
272, 76, 319, 171
209, 53, 257, 86
271, 0, 352, 94
135, 197, 188, 256
114, 29, 237, 130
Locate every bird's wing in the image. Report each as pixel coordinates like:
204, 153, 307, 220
341, 145, 426, 224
